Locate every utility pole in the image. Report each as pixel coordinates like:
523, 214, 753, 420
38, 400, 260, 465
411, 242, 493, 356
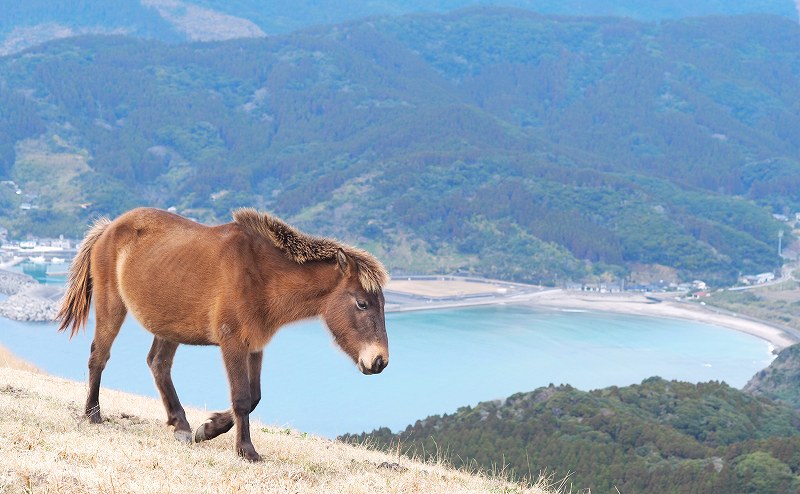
778, 229, 784, 257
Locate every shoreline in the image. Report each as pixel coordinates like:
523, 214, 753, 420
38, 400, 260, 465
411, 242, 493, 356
426, 290, 795, 353
385, 280, 799, 353
522, 290, 799, 353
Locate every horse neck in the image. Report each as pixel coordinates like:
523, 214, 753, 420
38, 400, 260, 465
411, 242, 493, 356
265, 259, 340, 325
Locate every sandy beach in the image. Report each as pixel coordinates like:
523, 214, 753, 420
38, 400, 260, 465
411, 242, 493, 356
523, 290, 799, 352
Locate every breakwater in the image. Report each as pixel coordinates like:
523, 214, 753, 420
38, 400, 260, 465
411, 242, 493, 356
0, 270, 37, 295
0, 270, 62, 322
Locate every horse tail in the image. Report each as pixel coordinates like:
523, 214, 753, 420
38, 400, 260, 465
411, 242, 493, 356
57, 217, 112, 338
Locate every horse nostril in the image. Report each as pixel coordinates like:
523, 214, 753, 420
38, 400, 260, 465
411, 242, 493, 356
372, 355, 386, 374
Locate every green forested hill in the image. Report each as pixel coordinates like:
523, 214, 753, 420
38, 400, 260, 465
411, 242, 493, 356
0, 11, 797, 283
341, 378, 800, 493
745, 344, 800, 410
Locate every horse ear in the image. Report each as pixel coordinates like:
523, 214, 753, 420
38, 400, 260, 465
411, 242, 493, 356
336, 249, 349, 275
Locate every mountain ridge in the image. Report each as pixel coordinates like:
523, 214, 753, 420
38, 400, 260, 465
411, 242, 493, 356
2, 0, 797, 56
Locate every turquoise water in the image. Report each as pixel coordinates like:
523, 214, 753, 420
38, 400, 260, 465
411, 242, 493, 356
0, 304, 773, 437
9, 261, 69, 285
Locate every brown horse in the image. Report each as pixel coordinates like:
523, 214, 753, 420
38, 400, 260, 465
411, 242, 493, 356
57, 207, 389, 461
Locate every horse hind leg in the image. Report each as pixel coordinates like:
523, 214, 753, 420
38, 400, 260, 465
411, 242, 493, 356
194, 350, 263, 445
147, 337, 192, 444
193, 410, 235, 444
85, 289, 126, 423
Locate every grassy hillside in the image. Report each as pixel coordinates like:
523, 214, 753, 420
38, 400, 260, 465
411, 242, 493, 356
343, 377, 800, 493
0, 11, 797, 284
0, 344, 39, 373
0, 366, 554, 493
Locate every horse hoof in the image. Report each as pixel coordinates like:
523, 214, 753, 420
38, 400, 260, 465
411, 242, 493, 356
194, 423, 208, 443
174, 430, 192, 444
88, 413, 103, 424
238, 447, 261, 462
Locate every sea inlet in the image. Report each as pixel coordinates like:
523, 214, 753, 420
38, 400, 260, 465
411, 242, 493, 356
0, 304, 773, 438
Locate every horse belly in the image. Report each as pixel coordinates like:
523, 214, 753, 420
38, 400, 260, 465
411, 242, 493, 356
125, 299, 218, 346
116, 243, 220, 346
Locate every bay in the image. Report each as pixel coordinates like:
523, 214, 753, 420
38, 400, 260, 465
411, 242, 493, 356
0, 304, 773, 438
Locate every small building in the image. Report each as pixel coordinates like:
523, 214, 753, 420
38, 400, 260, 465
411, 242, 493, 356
740, 272, 775, 285
49, 236, 72, 249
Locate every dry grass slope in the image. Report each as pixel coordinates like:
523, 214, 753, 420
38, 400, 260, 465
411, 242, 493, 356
0, 367, 556, 493
0, 345, 39, 374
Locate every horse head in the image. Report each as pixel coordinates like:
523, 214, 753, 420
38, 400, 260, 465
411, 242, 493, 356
322, 249, 389, 375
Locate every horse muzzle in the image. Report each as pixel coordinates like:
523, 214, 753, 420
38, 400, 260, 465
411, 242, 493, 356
358, 354, 388, 375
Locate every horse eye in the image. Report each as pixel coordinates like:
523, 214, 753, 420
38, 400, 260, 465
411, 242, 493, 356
356, 300, 368, 310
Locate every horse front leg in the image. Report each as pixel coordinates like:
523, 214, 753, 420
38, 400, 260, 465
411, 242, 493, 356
247, 350, 263, 412
219, 335, 260, 462
194, 350, 263, 444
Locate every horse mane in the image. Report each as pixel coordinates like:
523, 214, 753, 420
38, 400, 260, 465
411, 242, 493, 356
233, 208, 389, 292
